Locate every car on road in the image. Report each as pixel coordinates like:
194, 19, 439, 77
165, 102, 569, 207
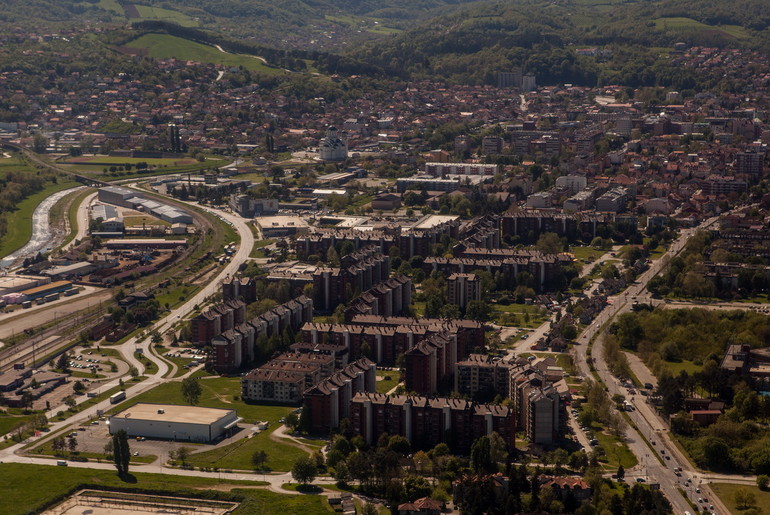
635, 478, 645, 483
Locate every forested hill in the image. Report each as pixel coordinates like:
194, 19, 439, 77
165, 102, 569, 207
0, 0, 485, 49
346, 0, 770, 86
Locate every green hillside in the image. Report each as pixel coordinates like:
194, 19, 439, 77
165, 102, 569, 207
125, 33, 285, 75
344, 0, 770, 86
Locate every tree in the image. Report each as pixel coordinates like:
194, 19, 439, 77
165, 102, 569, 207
112, 429, 130, 477
734, 488, 757, 510
617, 464, 625, 479
466, 300, 491, 322
291, 455, 318, 485
181, 377, 202, 405
536, 232, 563, 254
285, 412, 299, 431
175, 446, 190, 466
32, 132, 49, 153
488, 431, 508, 464
471, 435, 494, 473
757, 474, 769, 490
56, 353, 69, 372
68, 436, 78, 453
251, 450, 268, 471
103, 439, 114, 458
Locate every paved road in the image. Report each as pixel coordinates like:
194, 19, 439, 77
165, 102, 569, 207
570, 221, 717, 514
62, 191, 96, 252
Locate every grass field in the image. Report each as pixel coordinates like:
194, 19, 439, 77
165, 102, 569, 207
0, 180, 79, 259
250, 237, 275, 258
711, 483, 767, 513
57, 155, 230, 180
110, 377, 306, 471
61, 156, 198, 166
0, 463, 330, 515
95, 0, 123, 16
569, 245, 607, 266
653, 17, 751, 39
125, 34, 285, 75
0, 413, 38, 437
124, 215, 171, 227
132, 4, 198, 27
491, 303, 550, 328
376, 370, 400, 394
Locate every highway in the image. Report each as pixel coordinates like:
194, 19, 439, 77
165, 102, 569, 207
568, 218, 734, 515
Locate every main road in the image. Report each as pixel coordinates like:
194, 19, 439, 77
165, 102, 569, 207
570, 219, 719, 514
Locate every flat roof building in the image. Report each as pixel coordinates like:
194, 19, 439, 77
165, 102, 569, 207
254, 216, 310, 238
108, 403, 240, 443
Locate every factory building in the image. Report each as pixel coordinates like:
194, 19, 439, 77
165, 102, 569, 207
108, 403, 240, 443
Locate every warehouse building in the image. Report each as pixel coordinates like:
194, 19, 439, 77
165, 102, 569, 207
0, 275, 51, 297
108, 403, 241, 443
98, 186, 139, 208
19, 281, 73, 301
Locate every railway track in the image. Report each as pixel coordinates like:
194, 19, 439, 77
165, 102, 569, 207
0, 306, 105, 372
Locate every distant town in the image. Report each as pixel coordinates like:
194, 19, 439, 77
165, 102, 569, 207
2, 18, 770, 515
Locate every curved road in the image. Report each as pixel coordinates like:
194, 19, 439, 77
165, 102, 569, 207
0, 198, 255, 465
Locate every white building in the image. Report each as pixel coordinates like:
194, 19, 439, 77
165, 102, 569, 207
319, 126, 348, 161
108, 403, 240, 443
555, 175, 587, 194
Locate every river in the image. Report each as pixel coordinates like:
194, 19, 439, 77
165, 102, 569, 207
0, 186, 84, 270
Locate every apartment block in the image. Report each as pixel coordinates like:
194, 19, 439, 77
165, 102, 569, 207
349, 393, 515, 455
302, 358, 377, 434
447, 273, 481, 310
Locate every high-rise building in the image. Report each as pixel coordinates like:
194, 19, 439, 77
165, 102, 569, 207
447, 273, 481, 310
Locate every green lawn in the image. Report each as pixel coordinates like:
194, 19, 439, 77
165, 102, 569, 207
0, 413, 38, 437
124, 215, 171, 227
0, 180, 79, 258
60, 156, 198, 166
591, 425, 638, 470
653, 17, 751, 39
711, 482, 768, 513
132, 4, 199, 26
569, 246, 607, 265
491, 303, 550, 328
250, 237, 275, 258
110, 377, 306, 471
0, 463, 330, 515
376, 370, 400, 394
661, 359, 702, 377
125, 34, 285, 75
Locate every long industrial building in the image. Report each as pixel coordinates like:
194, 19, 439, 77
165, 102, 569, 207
108, 403, 240, 443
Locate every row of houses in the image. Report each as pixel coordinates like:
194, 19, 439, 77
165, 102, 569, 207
299, 316, 484, 367
312, 245, 391, 312
206, 296, 314, 372
424, 249, 572, 291
343, 275, 412, 321
456, 355, 569, 445
349, 392, 515, 455
241, 353, 376, 405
